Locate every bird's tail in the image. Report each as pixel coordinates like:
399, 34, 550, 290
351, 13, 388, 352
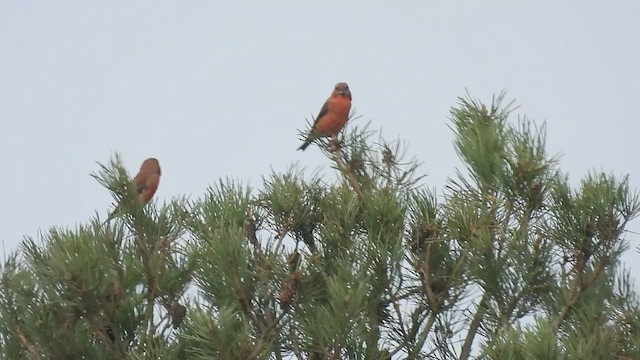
297, 142, 310, 151
102, 210, 117, 225
297, 138, 313, 151
102, 203, 123, 225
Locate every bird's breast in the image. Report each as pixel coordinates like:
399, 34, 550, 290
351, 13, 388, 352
314, 101, 351, 135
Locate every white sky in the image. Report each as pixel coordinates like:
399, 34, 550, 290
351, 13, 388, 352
1, 2, 639, 279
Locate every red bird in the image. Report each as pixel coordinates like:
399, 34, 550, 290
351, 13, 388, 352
298, 82, 352, 151
133, 158, 161, 204
104, 158, 161, 223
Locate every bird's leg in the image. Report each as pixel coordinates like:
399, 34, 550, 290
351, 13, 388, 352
330, 134, 341, 150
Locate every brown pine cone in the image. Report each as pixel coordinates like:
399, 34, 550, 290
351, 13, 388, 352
279, 271, 302, 309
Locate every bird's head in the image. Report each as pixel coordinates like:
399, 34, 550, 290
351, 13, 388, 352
140, 158, 161, 176
334, 82, 351, 100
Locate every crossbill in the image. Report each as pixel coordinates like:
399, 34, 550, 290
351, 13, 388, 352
133, 158, 161, 204
104, 158, 161, 223
298, 82, 352, 151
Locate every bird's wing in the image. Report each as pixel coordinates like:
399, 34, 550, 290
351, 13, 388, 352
311, 99, 331, 130
135, 178, 146, 194
139, 173, 160, 203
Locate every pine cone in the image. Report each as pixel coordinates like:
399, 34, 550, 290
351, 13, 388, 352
429, 278, 450, 311
279, 271, 302, 309
171, 302, 187, 329
410, 223, 439, 254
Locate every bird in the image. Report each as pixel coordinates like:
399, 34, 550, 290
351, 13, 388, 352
298, 82, 352, 151
103, 158, 161, 224
132, 158, 161, 204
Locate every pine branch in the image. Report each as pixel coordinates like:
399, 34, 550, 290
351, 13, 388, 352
329, 135, 365, 201
129, 218, 159, 350
16, 327, 40, 360
460, 292, 490, 360
90, 320, 124, 358
248, 310, 289, 358
101, 224, 127, 295
274, 222, 292, 255
407, 311, 437, 358
387, 287, 411, 356
552, 261, 607, 331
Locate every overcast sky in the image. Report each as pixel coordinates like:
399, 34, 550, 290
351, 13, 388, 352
1, 2, 639, 277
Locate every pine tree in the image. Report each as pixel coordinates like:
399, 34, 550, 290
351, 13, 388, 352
1, 92, 639, 359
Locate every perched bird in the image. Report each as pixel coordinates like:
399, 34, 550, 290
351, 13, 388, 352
298, 82, 352, 151
103, 158, 161, 224
133, 158, 161, 204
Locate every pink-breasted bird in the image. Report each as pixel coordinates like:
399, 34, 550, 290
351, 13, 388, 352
103, 158, 161, 224
133, 158, 161, 204
298, 82, 352, 151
